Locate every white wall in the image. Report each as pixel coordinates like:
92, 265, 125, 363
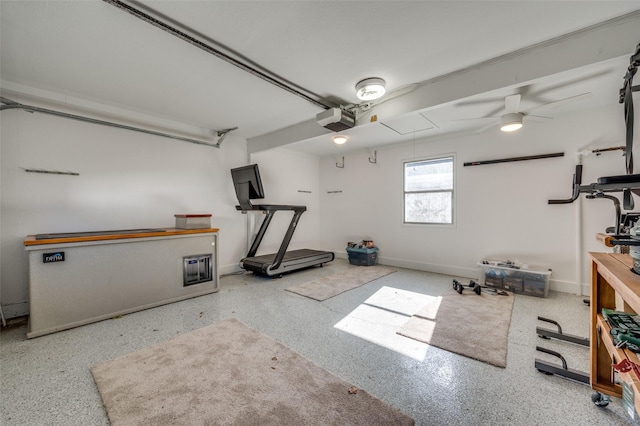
319, 105, 637, 295
1, 94, 249, 318
2, 93, 637, 319
248, 148, 321, 255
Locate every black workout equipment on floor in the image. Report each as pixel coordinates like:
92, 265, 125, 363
533, 317, 605, 402
452, 279, 508, 296
452, 279, 481, 295
535, 345, 612, 407
535, 346, 590, 385
231, 164, 334, 277
536, 316, 589, 347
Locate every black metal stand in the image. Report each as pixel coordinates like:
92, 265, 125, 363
535, 317, 590, 384
536, 317, 589, 346
535, 346, 590, 385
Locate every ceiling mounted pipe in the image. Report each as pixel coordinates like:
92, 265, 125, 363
0, 97, 228, 148
103, 0, 332, 111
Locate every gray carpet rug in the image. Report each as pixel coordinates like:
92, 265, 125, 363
285, 265, 397, 301
92, 318, 413, 425
397, 289, 514, 368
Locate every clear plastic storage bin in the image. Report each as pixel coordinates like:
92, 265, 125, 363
479, 260, 551, 297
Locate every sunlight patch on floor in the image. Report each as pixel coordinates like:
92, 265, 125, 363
334, 286, 440, 361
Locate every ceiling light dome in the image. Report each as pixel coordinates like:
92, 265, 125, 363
355, 78, 386, 101
500, 113, 523, 132
332, 135, 348, 145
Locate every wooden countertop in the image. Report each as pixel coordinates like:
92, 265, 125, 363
24, 228, 219, 246
590, 252, 640, 314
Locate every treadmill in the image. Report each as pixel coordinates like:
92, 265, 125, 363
231, 164, 334, 277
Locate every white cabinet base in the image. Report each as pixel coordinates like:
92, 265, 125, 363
24, 229, 219, 338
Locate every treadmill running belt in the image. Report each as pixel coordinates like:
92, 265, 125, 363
246, 249, 326, 263
242, 249, 334, 276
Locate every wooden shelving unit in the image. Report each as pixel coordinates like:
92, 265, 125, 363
590, 253, 640, 410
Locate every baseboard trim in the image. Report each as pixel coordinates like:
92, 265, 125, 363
337, 251, 586, 296
219, 263, 243, 276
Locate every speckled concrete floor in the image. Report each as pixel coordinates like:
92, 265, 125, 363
1, 259, 639, 425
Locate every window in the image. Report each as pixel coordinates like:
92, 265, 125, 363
404, 156, 454, 224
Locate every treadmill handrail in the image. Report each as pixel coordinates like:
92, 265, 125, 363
241, 203, 308, 271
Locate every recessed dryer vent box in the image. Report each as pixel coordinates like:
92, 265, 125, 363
175, 214, 212, 229
183, 254, 213, 286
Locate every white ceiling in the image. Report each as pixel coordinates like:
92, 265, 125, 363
1, 1, 640, 156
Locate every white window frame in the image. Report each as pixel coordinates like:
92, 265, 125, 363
403, 155, 455, 225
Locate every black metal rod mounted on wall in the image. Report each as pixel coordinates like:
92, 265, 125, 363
463, 152, 564, 167
23, 168, 79, 176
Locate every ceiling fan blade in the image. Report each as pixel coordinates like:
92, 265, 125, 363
454, 97, 504, 107
504, 94, 521, 114
454, 84, 533, 108
474, 121, 497, 133
524, 114, 553, 122
452, 116, 496, 122
528, 92, 592, 113
452, 101, 503, 119
483, 104, 507, 118
530, 69, 613, 99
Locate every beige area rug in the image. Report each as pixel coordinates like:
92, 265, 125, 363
285, 265, 397, 301
92, 318, 413, 426
397, 289, 514, 368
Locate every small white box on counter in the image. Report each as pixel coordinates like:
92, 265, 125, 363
174, 214, 212, 229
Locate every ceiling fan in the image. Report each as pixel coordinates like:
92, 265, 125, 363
455, 92, 592, 132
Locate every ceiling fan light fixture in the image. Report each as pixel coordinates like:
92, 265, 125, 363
332, 135, 348, 145
500, 113, 524, 132
355, 77, 386, 101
